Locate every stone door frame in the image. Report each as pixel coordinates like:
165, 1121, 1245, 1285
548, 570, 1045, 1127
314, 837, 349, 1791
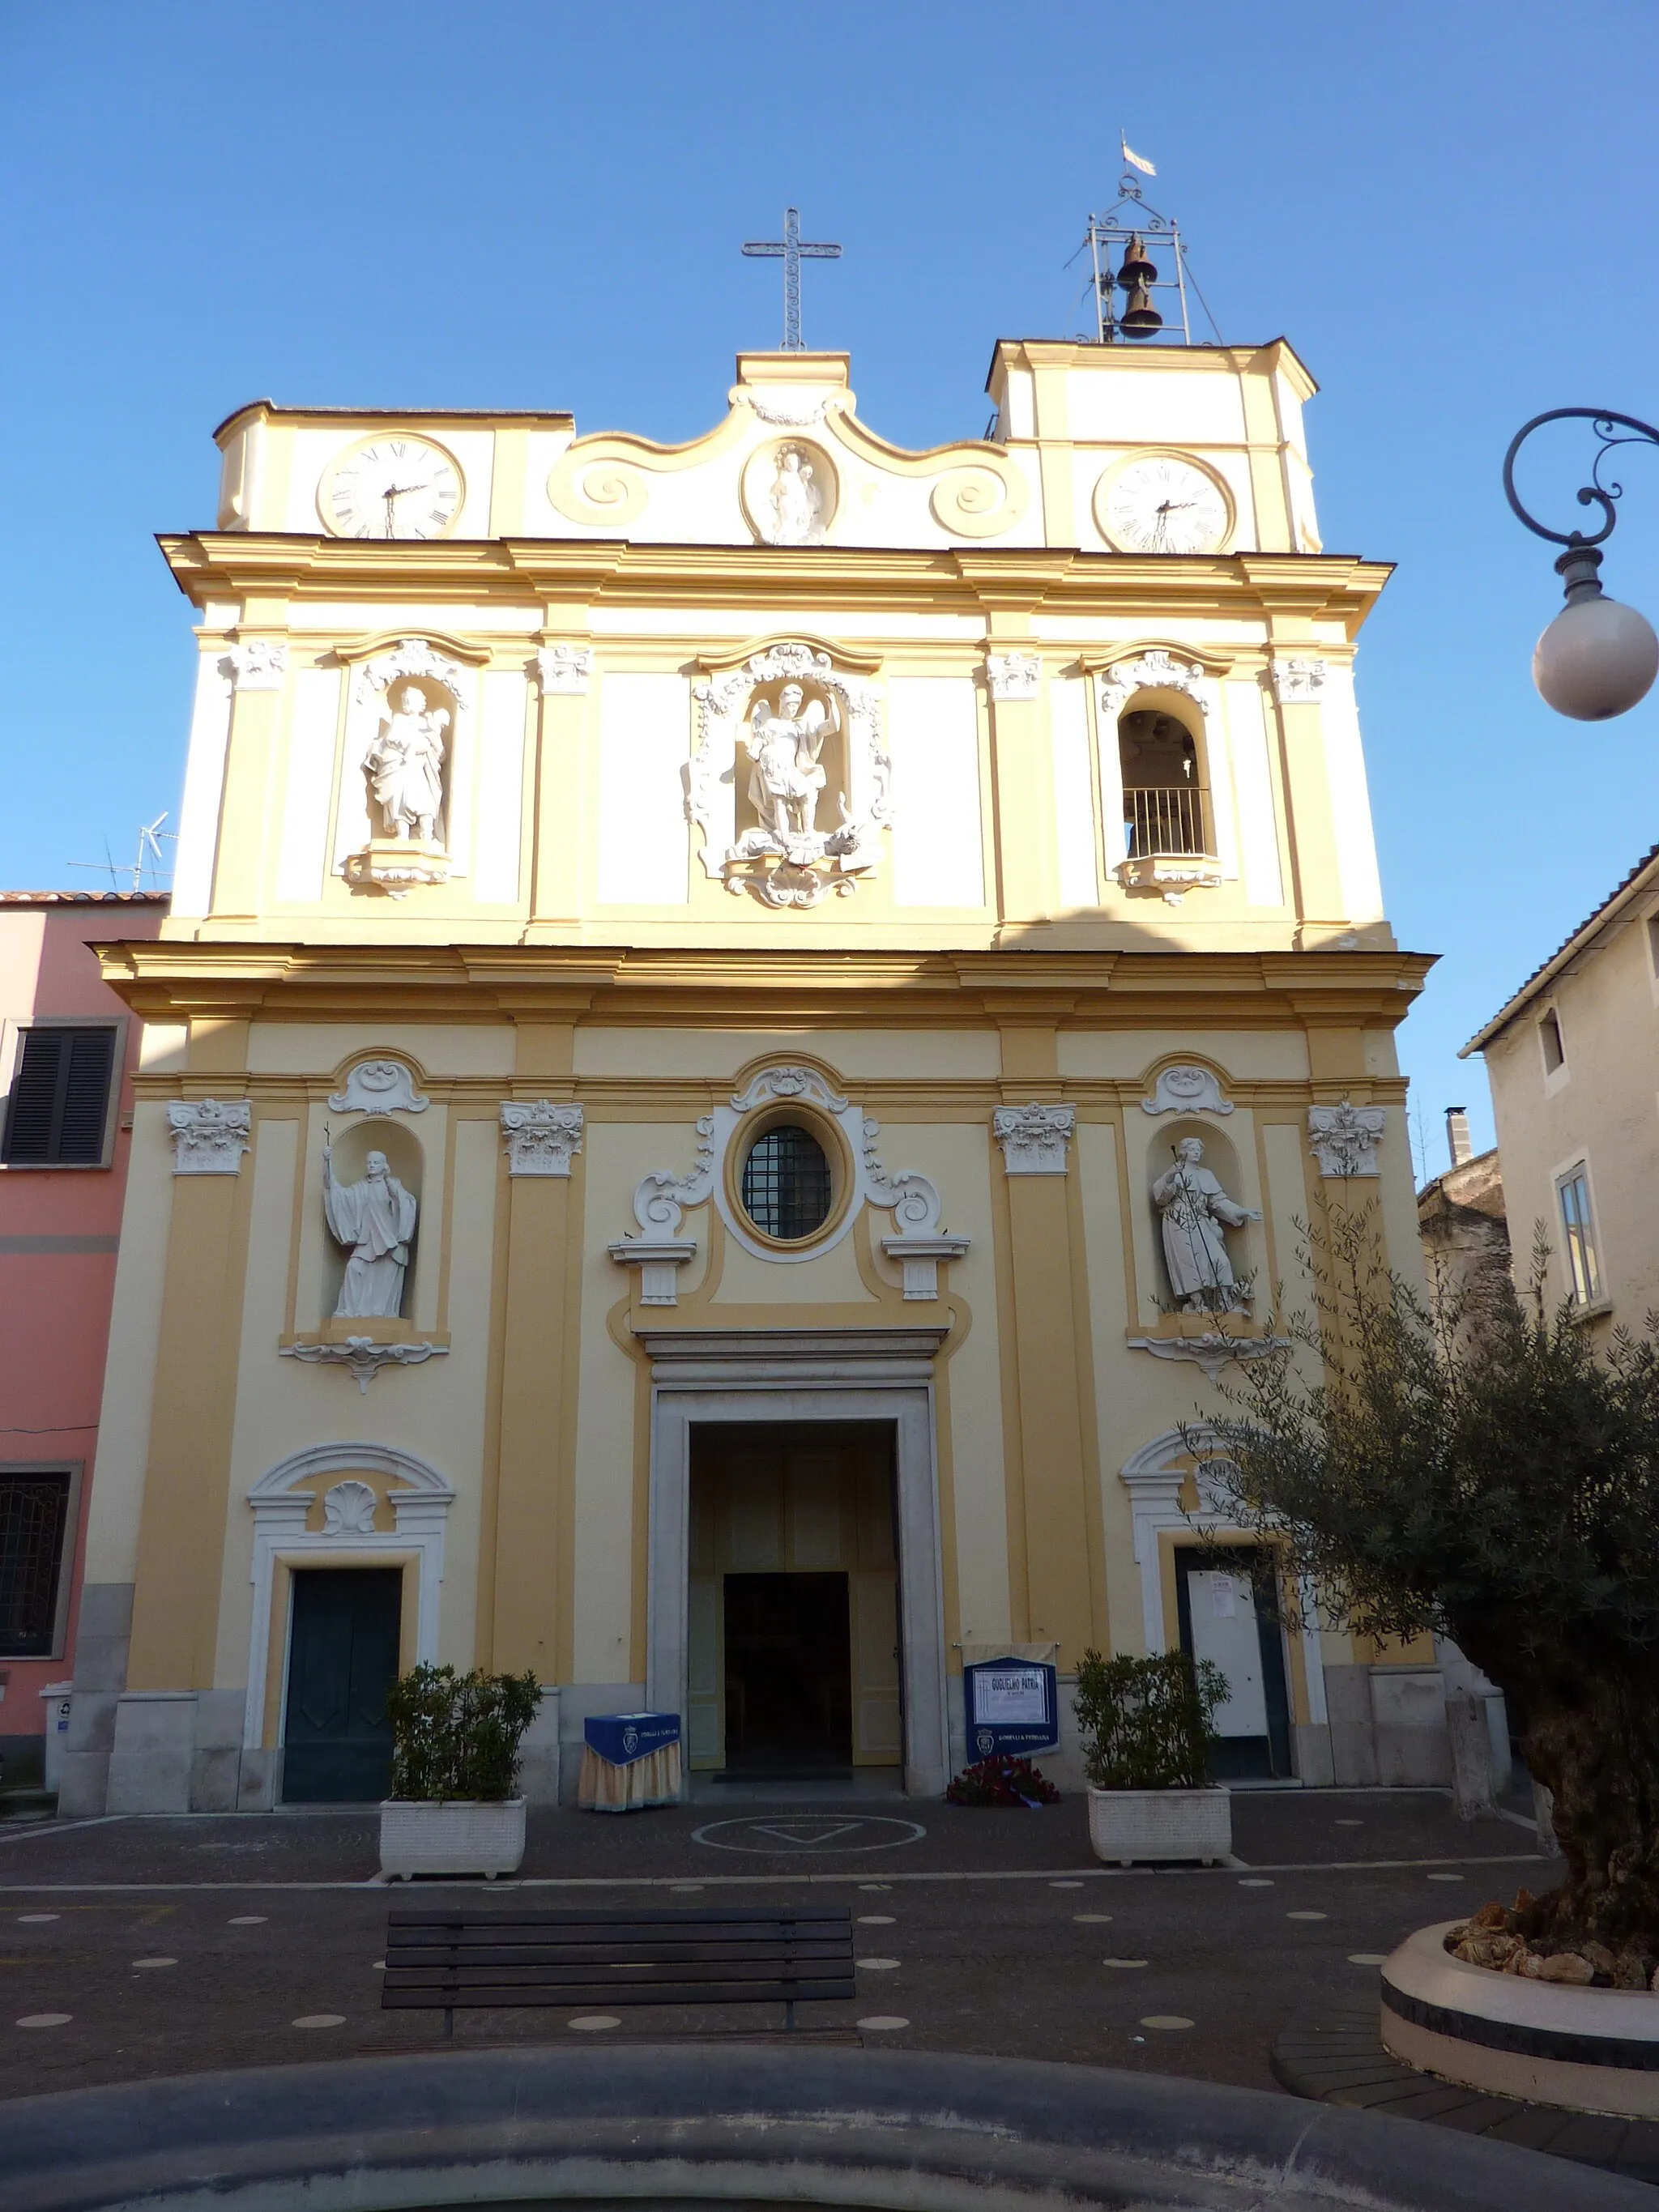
637, 1327, 951, 1797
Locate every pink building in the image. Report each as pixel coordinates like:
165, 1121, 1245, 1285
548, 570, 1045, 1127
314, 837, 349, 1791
0, 892, 165, 1796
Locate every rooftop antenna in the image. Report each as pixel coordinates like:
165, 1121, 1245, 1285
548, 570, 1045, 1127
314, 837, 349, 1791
68, 812, 173, 893
1068, 137, 1222, 347
741, 206, 842, 352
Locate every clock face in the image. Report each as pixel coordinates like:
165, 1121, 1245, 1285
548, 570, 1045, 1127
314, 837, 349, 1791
322, 436, 464, 539
1099, 455, 1230, 555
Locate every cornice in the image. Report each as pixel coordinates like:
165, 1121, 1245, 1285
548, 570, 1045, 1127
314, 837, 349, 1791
94, 939, 1435, 1030
160, 531, 1391, 635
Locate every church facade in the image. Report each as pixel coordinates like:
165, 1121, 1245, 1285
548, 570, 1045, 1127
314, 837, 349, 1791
62, 335, 1434, 1816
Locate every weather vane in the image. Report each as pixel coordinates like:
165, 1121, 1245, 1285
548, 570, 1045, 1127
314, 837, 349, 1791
742, 207, 842, 352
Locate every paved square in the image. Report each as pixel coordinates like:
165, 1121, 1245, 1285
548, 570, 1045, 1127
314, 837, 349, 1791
0, 1790, 1547, 2102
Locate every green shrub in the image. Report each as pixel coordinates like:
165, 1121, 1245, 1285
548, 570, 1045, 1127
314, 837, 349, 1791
386, 1664, 540, 1801
1072, 1647, 1226, 1790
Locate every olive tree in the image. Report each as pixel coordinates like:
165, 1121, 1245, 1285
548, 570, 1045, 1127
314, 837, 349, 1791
1201, 1200, 1659, 1954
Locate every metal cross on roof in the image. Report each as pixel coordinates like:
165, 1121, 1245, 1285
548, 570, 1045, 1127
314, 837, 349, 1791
741, 207, 842, 352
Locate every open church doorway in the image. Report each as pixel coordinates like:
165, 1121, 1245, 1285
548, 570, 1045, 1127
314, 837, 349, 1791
280, 1566, 403, 1803
688, 1423, 901, 1779
1175, 1548, 1294, 1780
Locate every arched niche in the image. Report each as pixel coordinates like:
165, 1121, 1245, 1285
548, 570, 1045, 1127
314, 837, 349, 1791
319, 1116, 424, 1323
730, 668, 850, 846
1115, 688, 1213, 863
1142, 1114, 1262, 1315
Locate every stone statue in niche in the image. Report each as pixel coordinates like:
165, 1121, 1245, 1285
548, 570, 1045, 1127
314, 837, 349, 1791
366, 682, 448, 842
745, 681, 842, 844
323, 1141, 419, 1319
766, 445, 825, 545
1151, 1136, 1260, 1314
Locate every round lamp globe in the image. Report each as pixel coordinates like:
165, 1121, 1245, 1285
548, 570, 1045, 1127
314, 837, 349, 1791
1533, 593, 1659, 721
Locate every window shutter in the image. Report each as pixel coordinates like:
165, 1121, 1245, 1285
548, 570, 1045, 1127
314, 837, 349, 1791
58, 1028, 116, 1162
2, 1027, 116, 1165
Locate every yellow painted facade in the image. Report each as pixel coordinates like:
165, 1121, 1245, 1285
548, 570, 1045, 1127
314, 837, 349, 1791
63, 336, 1438, 1814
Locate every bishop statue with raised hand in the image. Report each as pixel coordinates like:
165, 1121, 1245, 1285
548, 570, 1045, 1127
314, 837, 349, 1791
323, 1141, 419, 1319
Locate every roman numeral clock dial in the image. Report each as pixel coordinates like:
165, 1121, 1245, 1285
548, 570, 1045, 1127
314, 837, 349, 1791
1098, 454, 1231, 555
321, 436, 464, 539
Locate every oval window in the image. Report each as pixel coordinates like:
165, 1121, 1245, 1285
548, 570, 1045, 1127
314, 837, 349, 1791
740, 1123, 833, 1242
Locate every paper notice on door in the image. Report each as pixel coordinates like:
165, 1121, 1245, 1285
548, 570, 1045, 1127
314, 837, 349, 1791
1211, 1575, 1237, 1619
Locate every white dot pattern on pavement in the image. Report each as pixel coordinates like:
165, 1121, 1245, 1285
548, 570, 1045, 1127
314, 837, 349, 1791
1286, 1911, 1328, 1921
858, 1915, 896, 1924
132, 1957, 177, 1970
1074, 1913, 1112, 1923
1141, 2014, 1193, 2031
17, 1913, 59, 1924
1427, 1872, 1465, 1882
859, 1883, 891, 1892
1102, 1957, 1149, 1969
857, 1957, 900, 1970
1239, 1878, 1273, 1887
1048, 1880, 1084, 1889
1349, 1953, 1389, 1965
16, 2013, 70, 2027
292, 2014, 344, 2028
858, 2015, 909, 2031
670, 1883, 702, 1892
228, 1916, 267, 1926
568, 2014, 620, 2031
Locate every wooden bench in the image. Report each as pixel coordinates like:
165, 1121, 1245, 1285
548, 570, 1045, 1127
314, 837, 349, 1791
382, 1903, 856, 2038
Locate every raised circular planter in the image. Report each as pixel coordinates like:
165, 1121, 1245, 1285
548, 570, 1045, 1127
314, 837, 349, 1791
2, 2042, 1649, 2212
1382, 1920, 1659, 2119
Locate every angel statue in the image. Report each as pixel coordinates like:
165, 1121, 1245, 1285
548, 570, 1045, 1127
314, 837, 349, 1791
744, 680, 841, 842
766, 447, 823, 545
323, 1142, 419, 1319
366, 683, 448, 842
1151, 1136, 1260, 1314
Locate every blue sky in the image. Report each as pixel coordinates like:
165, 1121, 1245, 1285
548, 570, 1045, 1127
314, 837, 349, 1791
3, 0, 1657, 1172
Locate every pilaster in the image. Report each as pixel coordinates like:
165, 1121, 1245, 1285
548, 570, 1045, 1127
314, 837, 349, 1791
488, 1022, 582, 1681
527, 634, 593, 931
208, 641, 288, 924
1266, 661, 1347, 931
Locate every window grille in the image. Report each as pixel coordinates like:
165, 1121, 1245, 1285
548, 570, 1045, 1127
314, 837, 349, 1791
2, 1026, 117, 1165
740, 1123, 833, 1241
0, 1472, 71, 1657
1558, 1167, 1601, 1306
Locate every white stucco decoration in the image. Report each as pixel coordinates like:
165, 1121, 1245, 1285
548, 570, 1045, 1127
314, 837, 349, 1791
243, 1442, 456, 1750
1307, 1101, 1386, 1178
741, 440, 836, 547
326, 1059, 429, 1115
167, 1098, 251, 1175
745, 390, 838, 428
500, 1099, 584, 1177
1269, 657, 1328, 702
993, 1103, 1076, 1175
339, 640, 476, 891
279, 1336, 447, 1392
985, 651, 1040, 703
1140, 1064, 1235, 1117
535, 643, 593, 695
322, 1478, 377, 1535
609, 1063, 967, 1304
687, 643, 893, 910
225, 640, 288, 691
1124, 1332, 1286, 1384
1096, 648, 1212, 722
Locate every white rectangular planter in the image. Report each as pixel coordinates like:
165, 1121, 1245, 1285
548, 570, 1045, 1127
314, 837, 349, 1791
379, 1797, 527, 1880
1087, 1784, 1231, 1866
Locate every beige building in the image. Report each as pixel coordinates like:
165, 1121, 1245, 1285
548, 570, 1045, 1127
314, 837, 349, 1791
63, 331, 1439, 1816
1465, 843, 1659, 1326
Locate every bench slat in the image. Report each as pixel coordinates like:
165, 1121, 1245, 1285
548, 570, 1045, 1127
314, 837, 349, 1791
382, 1977, 856, 2010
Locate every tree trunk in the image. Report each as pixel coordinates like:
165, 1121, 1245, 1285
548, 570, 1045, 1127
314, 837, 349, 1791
1487, 1646, 1659, 1951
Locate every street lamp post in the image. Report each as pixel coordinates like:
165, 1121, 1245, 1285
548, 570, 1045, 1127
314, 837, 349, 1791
1503, 408, 1659, 720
